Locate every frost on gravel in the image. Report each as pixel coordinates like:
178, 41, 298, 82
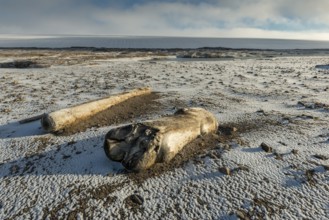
0, 51, 328, 219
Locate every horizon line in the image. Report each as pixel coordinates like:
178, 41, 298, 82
1, 34, 329, 42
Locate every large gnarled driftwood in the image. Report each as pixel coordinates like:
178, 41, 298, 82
104, 108, 218, 171
41, 87, 151, 132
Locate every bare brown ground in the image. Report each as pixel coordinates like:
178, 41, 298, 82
126, 132, 223, 184
25, 115, 280, 219
126, 115, 281, 184
56, 92, 162, 135
0, 49, 174, 67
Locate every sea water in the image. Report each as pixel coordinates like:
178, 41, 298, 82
1, 35, 329, 49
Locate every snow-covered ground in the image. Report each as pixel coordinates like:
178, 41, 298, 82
0, 50, 328, 219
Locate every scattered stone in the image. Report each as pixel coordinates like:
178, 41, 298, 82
67, 140, 77, 146
218, 126, 237, 135
278, 141, 287, 146
196, 197, 207, 206
291, 149, 298, 155
313, 154, 328, 160
297, 114, 314, 120
1, 108, 11, 113
128, 194, 144, 206
62, 155, 71, 159
223, 144, 231, 151
236, 210, 249, 220
208, 151, 220, 159
318, 133, 329, 138
297, 101, 329, 110
219, 167, 231, 175
321, 138, 329, 143
282, 116, 290, 121
274, 152, 283, 160
232, 164, 250, 173
305, 169, 316, 185
238, 165, 250, 172
260, 142, 272, 153
256, 109, 265, 114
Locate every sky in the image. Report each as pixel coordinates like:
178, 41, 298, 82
1, 0, 329, 40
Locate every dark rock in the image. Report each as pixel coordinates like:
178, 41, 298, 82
208, 151, 219, 159
274, 152, 283, 160
256, 109, 265, 114
62, 155, 71, 159
238, 165, 250, 172
218, 126, 237, 136
219, 167, 231, 175
236, 210, 249, 220
260, 142, 272, 153
318, 133, 329, 138
232, 164, 250, 173
278, 141, 287, 146
298, 101, 329, 110
305, 169, 316, 185
129, 194, 144, 205
291, 149, 298, 155
67, 140, 77, 146
222, 144, 231, 151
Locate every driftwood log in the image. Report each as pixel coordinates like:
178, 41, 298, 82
104, 107, 218, 171
19, 114, 45, 124
41, 87, 151, 132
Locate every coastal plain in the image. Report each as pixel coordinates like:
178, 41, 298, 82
0, 48, 328, 219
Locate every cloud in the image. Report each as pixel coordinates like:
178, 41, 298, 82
0, 0, 329, 40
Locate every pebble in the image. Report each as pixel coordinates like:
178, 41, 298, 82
235, 210, 248, 220
1, 108, 11, 113
223, 144, 231, 151
278, 141, 287, 146
129, 194, 144, 205
260, 142, 272, 153
219, 167, 231, 175
208, 152, 219, 159
291, 149, 298, 155
274, 153, 283, 160
232, 165, 250, 173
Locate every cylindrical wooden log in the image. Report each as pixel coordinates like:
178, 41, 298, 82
41, 87, 152, 132
104, 107, 218, 171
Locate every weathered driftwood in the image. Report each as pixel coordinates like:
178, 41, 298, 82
41, 87, 151, 132
104, 107, 218, 171
19, 114, 45, 124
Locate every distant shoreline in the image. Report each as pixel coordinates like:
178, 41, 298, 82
1, 46, 329, 52
1, 36, 329, 50
1, 48, 329, 69
1, 47, 329, 59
